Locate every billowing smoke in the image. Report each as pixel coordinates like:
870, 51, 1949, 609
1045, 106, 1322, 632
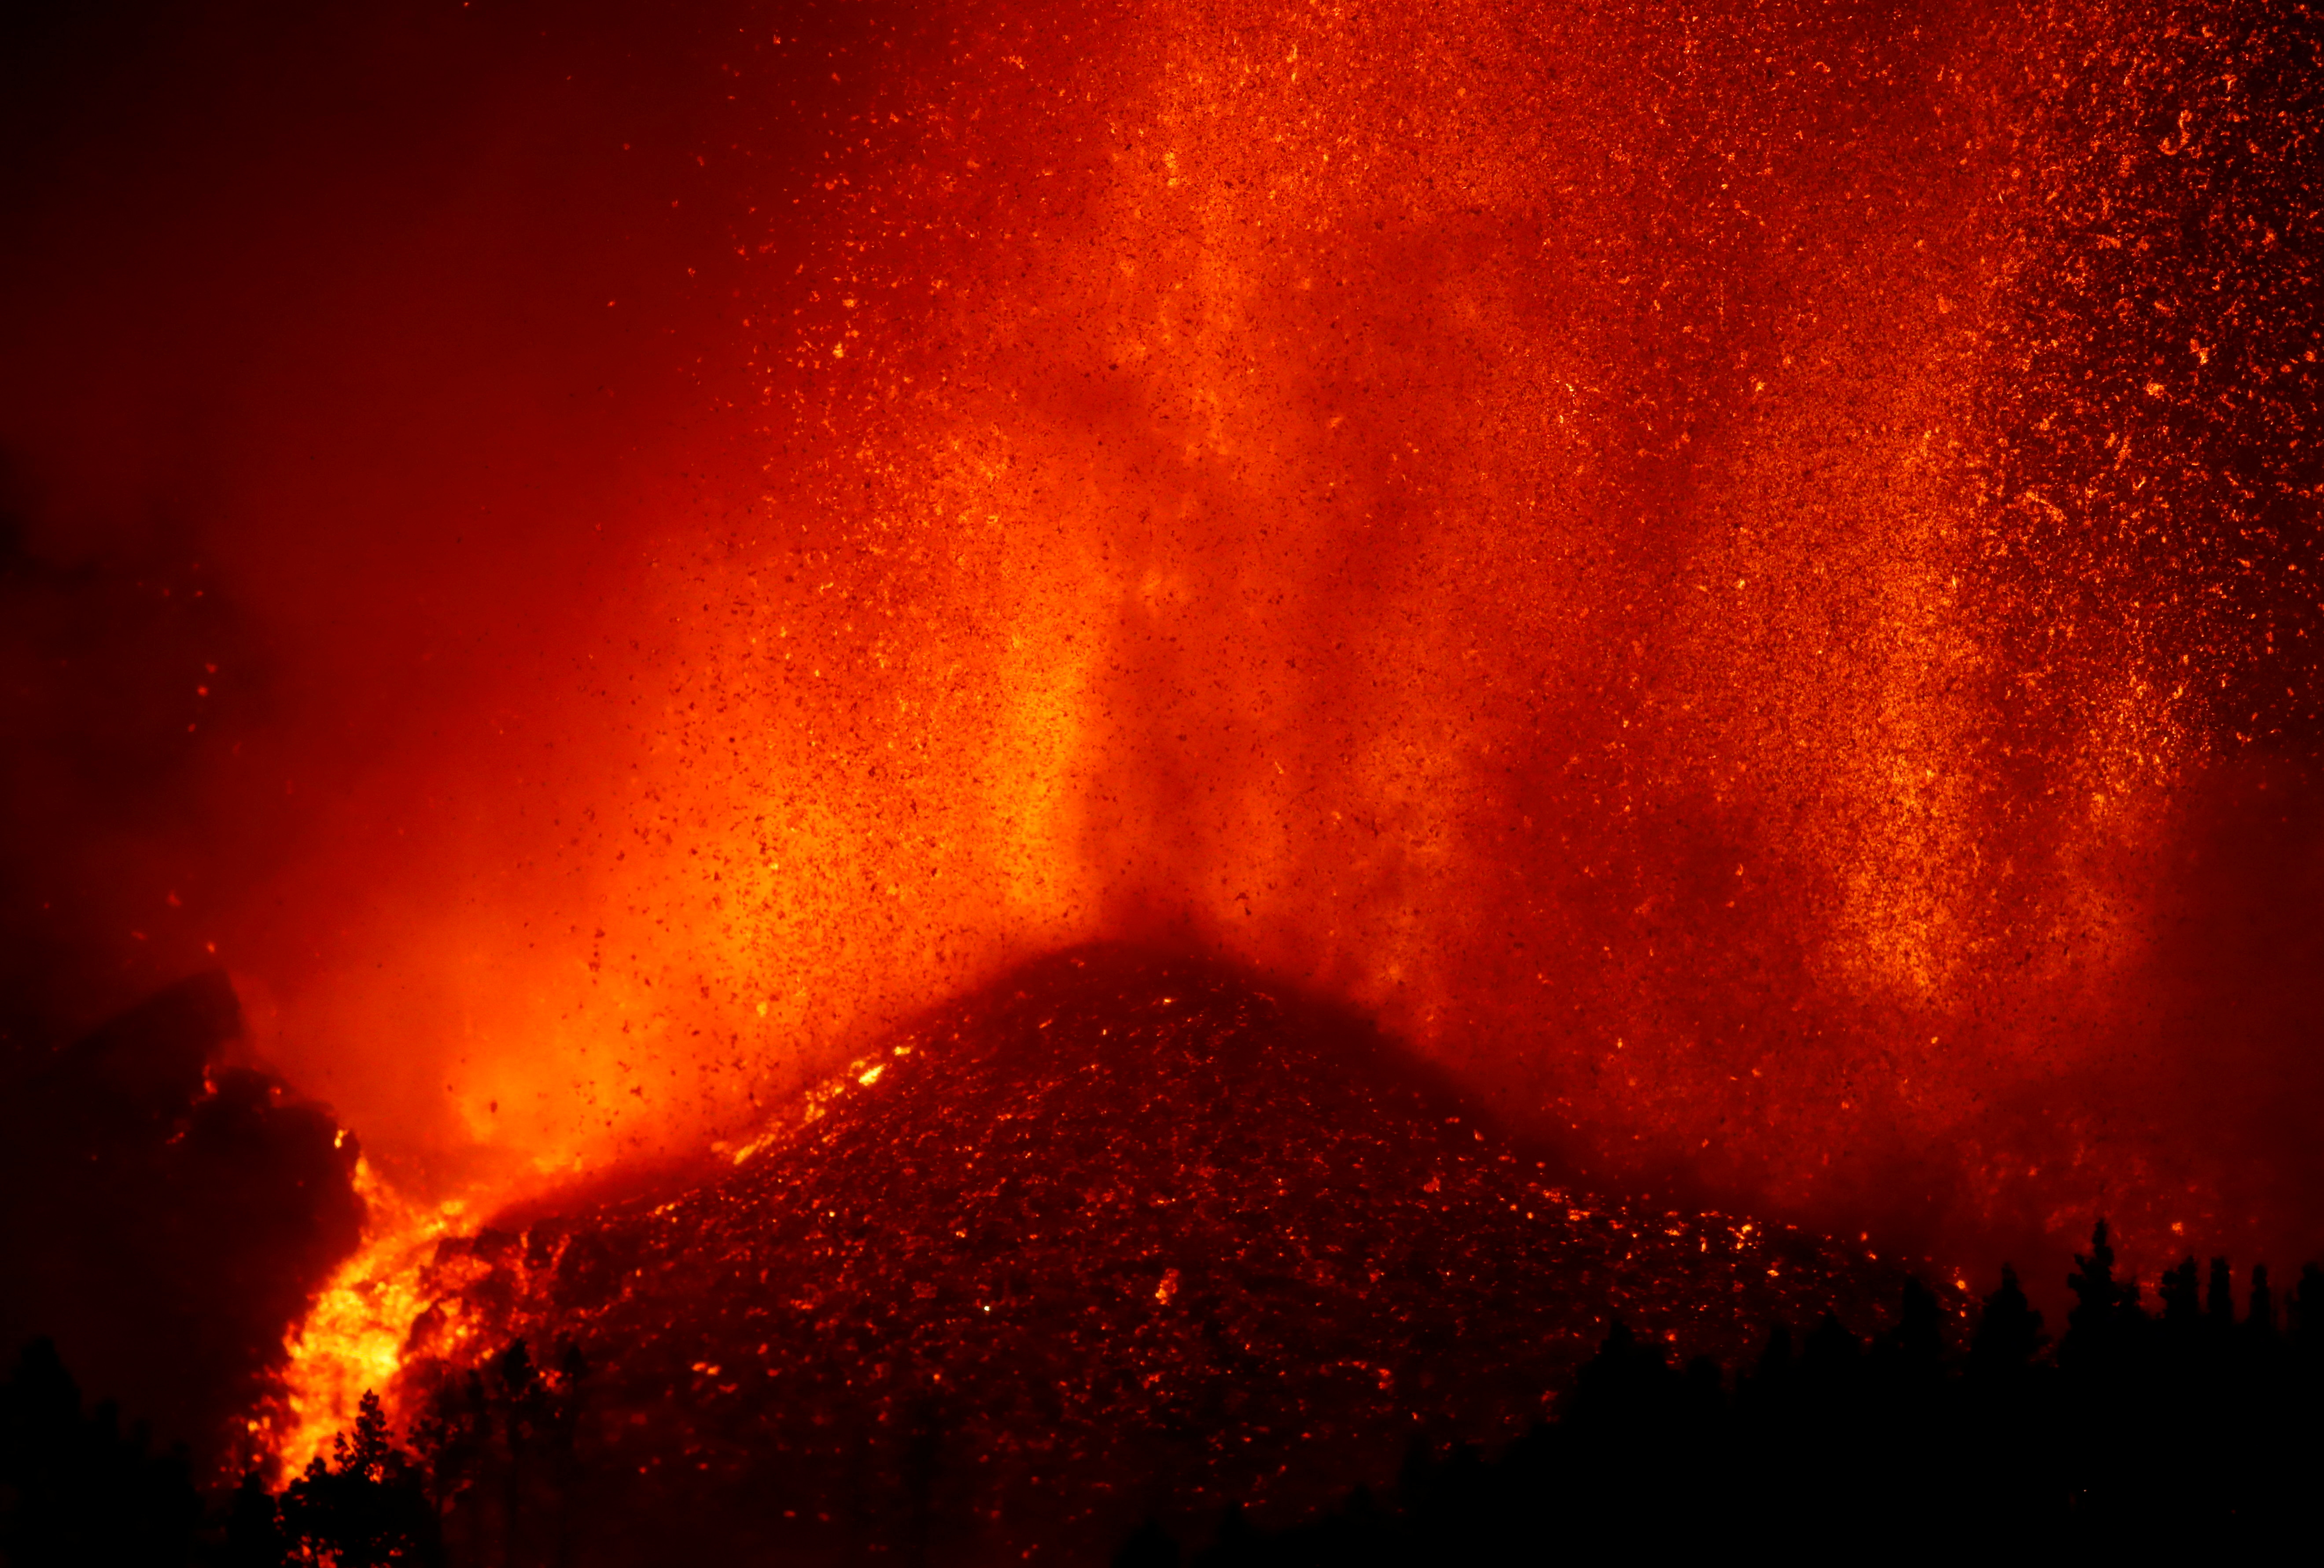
0, 972, 360, 1469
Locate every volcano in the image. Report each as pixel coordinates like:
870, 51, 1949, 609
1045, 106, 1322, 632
395, 947, 1923, 1563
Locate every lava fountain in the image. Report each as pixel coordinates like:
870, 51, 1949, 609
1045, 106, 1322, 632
2, 0, 2319, 1499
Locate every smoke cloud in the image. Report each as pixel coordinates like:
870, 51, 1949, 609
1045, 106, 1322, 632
4, 0, 2320, 1327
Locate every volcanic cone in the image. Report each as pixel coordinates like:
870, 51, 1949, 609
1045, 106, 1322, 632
401, 946, 1921, 1563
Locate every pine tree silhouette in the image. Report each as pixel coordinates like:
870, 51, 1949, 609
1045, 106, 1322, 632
2064, 1218, 2141, 1366
546, 1342, 588, 1568
1115, 1217, 2324, 1564
223, 1468, 287, 1568
2292, 1263, 2324, 1351
1567, 1317, 1679, 1449
2161, 1257, 2202, 1332
1969, 1266, 2046, 1377
1742, 1321, 1794, 1398
2207, 1256, 2237, 1337
409, 1368, 489, 1542
280, 1390, 443, 1567
400, 1334, 593, 1564
1880, 1279, 1945, 1379
2244, 1265, 2277, 1345
495, 1340, 541, 1568
0, 1337, 200, 1567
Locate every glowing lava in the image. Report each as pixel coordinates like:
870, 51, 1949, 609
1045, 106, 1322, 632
2, 0, 2317, 1476
375, 947, 1935, 1562
260, 1163, 477, 1477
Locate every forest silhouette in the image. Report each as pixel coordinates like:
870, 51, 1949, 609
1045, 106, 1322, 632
1134, 1222, 2324, 1562
6, 1221, 2321, 1563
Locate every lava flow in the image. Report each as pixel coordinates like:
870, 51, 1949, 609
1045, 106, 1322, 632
1, 0, 2321, 1513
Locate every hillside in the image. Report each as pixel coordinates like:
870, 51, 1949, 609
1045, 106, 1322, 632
401, 946, 1918, 1563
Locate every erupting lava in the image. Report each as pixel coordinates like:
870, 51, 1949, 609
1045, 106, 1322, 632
363, 946, 1930, 1561
2, 0, 2320, 1501
264, 1166, 475, 1476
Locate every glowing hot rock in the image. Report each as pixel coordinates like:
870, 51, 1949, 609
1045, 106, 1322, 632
350, 946, 1919, 1564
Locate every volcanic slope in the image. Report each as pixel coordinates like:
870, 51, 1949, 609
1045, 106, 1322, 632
404, 946, 1927, 1564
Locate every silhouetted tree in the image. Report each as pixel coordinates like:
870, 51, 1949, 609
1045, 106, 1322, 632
1969, 1265, 2047, 1379
494, 1340, 542, 1568
2207, 1256, 2237, 1336
2244, 1265, 2277, 1345
408, 1369, 489, 1542
2063, 1219, 2142, 1366
0, 1337, 200, 1567
2292, 1263, 2324, 1353
1124, 1221, 2324, 1564
1801, 1310, 1859, 1370
224, 1468, 288, 1568
2161, 1257, 2202, 1332
1739, 1321, 1794, 1409
1567, 1318, 1673, 1437
1678, 1354, 1724, 1422
400, 1335, 592, 1566
1875, 1279, 1945, 1383
279, 1391, 442, 1567
545, 1342, 588, 1568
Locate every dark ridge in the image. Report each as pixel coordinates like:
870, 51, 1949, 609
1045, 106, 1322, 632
0, 972, 363, 1474
396, 943, 1919, 1565
23, 969, 237, 1130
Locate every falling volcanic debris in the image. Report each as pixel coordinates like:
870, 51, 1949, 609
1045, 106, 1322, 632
383, 946, 1923, 1563
0, 0, 2321, 1516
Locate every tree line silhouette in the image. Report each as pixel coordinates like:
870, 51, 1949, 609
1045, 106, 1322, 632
1125, 1222, 2324, 1563
3, 1338, 585, 1567
7, 1221, 2322, 1563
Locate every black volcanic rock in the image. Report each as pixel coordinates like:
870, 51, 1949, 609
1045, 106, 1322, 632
408, 946, 1926, 1565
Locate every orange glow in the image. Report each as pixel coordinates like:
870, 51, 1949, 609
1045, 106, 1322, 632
262, 1161, 476, 1475
237, 0, 2317, 1362
1, 0, 2311, 1459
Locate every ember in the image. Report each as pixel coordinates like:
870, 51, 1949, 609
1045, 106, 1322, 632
379, 946, 1922, 1561
2, 0, 2321, 1553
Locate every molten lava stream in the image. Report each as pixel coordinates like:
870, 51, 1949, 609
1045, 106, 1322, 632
276, 947, 1930, 1561
263, 1163, 479, 1476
